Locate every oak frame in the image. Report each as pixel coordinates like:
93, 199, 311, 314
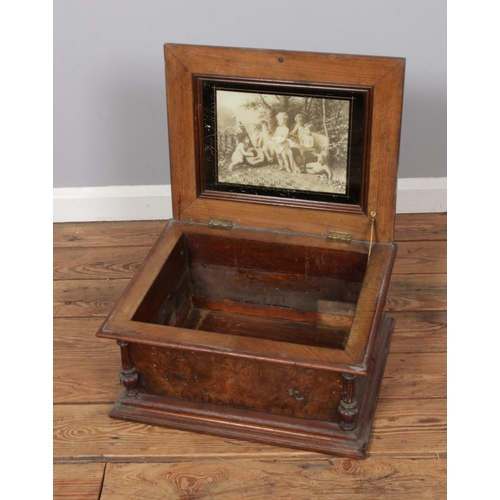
165, 44, 405, 243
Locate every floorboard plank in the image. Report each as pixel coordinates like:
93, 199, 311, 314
379, 352, 446, 399
388, 311, 446, 353
367, 398, 446, 457
52, 214, 447, 248
386, 274, 447, 312
53, 279, 129, 317
394, 213, 447, 242
53, 403, 314, 462
100, 458, 446, 499
53, 246, 150, 280
53, 398, 446, 462
53, 463, 105, 500
53, 273, 446, 318
53, 221, 166, 248
53, 240, 446, 281
52, 214, 447, 495
54, 318, 120, 403
53, 317, 121, 403
54, 318, 445, 403
53, 316, 108, 340
53, 350, 444, 403
392, 241, 447, 274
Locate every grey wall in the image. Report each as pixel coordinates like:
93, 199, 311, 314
54, 0, 446, 188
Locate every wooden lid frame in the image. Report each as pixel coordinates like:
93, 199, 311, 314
165, 44, 405, 243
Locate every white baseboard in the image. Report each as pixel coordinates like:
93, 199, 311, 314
53, 185, 172, 223
53, 177, 446, 223
395, 177, 447, 214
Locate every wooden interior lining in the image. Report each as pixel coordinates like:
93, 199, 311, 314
185, 231, 367, 281
132, 230, 363, 349
181, 305, 349, 350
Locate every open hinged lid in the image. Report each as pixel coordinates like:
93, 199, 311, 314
164, 44, 405, 244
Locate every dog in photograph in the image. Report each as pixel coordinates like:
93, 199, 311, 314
305, 151, 334, 180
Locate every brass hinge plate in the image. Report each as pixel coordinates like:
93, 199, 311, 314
208, 217, 233, 230
326, 230, 352, 243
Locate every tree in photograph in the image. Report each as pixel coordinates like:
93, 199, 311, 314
242, 94, 350, 167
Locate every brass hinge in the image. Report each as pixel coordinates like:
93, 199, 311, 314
326, 230, 352, 244
208, 217, 233, 230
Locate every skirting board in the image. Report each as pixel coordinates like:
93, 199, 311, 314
53, 177, 446, 223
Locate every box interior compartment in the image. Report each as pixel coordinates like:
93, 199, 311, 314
132, 231, 368, 350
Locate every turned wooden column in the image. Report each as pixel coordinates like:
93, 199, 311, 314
117, 341, 139, 396
337, 373, 359, 431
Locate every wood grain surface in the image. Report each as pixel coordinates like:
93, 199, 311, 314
100, 458, 446, 499
53, 213, 447, 498
53, 463, 106, 500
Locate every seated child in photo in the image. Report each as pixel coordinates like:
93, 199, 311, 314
290, 113, 306, 144
228, 135, 256, 171
300, 123, 315, 149
255, 121, 275, 162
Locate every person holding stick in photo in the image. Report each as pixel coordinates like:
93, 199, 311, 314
272, 112, 299, 174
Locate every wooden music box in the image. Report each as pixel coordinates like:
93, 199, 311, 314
97, 44, 405, 458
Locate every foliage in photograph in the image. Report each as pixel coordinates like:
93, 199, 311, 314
216, 90, 350, 195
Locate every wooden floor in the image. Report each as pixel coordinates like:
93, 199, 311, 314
53, 213, 447, 499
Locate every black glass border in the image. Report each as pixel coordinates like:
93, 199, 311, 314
195, 76, 370, 210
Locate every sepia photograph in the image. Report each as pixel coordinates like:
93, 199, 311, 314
215, 89, 352, 196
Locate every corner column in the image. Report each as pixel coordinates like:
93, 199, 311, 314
117, 341, 139, 397
337, 373, 359, 431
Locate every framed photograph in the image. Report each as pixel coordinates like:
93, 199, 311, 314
197, 77, 370, 210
